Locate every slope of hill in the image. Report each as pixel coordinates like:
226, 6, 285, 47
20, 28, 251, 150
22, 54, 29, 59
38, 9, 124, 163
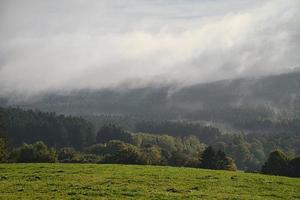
1, 71, 300, 125
0, 163, 299, 199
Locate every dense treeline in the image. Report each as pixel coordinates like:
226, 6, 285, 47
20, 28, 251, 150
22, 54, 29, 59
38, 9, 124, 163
209, 132, 299, 170
233, 117, 300, 133
187, 106, 275, 124
0, 108, 236, 170
4, 140, 300, 177
135, 120, 221, 144
134, 120, 300, 170
2, 107, 95, 149
5, 140, 236, 171
90, 124, 207, 167
1, 107, 299, 176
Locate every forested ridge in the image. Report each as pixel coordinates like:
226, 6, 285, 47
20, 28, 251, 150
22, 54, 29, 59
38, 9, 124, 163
3, 71, 300, 119
2, 107, 95, 149
0, 107, 299, 177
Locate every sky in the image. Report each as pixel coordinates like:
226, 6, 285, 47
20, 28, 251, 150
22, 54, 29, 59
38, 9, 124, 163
0, 0, 299, 95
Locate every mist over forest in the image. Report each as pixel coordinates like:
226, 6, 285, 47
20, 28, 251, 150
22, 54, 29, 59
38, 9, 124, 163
2, 70, 300, 120
1, 0, 300, 178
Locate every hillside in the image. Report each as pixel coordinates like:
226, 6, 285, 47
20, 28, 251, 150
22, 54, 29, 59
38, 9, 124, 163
3, 71, 300, 121
0, 164, 299, 200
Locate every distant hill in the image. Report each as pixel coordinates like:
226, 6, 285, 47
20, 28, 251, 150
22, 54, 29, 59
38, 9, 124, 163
3, 71, 300, 121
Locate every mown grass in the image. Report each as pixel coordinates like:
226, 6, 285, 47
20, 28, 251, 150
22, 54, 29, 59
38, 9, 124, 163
0, 163, 299, 200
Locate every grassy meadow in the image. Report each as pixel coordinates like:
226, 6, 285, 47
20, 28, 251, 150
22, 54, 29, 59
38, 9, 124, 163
0, 163, 299, 200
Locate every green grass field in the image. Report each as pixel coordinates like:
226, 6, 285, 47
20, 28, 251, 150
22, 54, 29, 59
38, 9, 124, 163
0, 164, 299, 200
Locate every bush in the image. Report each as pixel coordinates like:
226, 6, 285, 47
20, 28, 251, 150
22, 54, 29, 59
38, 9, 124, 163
84, 143, 106, 155
103, 140, 143, 164
70, 153, 103, 163
168, 151, 200, 168
58, 147, 102, 163
140, 146, 162, 165
223, 157, 237, 171
58, 147, 76, 162
11, 141, 56, 163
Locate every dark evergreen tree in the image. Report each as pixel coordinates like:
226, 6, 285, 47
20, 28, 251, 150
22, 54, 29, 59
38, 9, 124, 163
96, 124, 132, 144
200, 146, 236, 170
287, 157, 300, 177
215, 150, 226, 169
261, 150, 289, 176
0, 108, 8, 162
200, 146, 217, 169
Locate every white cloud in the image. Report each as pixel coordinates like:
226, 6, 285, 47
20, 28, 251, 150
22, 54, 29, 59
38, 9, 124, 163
0, 0, 299, 95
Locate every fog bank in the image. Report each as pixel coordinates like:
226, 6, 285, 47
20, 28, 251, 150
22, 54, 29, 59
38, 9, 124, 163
0, 0, 299, 95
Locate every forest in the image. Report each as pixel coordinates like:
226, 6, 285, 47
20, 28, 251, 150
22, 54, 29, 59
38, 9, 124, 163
0, 107, 299, 177
1, 1, 299, 199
